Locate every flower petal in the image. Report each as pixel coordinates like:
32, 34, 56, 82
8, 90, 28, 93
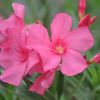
22, 24, 51, 48
61, 49, 88, 76
51, 13, 72, 41
32, 45, 61, 71
24, 51, 39, 75
0, 48, 16, 69
66, 26, 94, 52
0, 51, 12, 69
28, 60, 44, 75
0, 61, 26, 86
12, 2, 25, 20
29, 70, 55, 95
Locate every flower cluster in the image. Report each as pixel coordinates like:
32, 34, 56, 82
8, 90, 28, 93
0, 1, 98, 95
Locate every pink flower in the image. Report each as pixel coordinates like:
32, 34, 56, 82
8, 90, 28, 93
0, 2, 25, 70
78, 0, 86, 19
0, 27, 39, 86
23, 13, 94, 76
90, 53, 100, 64
0, 2, 40, 86
0, 2, 24, 48
78, 14, 96, 27
29, 70, 55, 95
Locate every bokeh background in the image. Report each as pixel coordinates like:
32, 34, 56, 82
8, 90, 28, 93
0, 0, 100, 100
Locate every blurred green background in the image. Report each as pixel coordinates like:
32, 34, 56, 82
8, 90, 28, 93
0, 0, 100, 100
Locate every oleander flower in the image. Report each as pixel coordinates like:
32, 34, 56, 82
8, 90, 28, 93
0, 2, 40, 86
0, 27, 39, 86
23, 13, 94, 76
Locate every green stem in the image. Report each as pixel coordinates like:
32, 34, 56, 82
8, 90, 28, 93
50, 71, 64, 100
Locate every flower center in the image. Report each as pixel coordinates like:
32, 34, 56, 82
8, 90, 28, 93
16, 46, 30, 62
52, 39, 66, 55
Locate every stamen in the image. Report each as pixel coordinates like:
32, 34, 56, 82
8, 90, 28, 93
52, 39, 66, 55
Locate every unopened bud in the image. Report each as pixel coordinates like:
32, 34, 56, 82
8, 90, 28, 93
78, 0, 86, 20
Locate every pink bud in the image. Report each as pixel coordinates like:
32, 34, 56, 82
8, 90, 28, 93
78, 0, 86, 19
78, 14, 90, 27
78, 14, 96, 27
91, 53, 100, 64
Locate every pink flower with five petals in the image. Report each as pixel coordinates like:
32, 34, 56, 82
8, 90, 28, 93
23, 13, 94, 76
28, 13, 94, 95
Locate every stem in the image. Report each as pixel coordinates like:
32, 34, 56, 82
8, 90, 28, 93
50, 71, 64, 100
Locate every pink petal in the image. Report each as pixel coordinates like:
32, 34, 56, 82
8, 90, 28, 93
0, 3, 24, 38
24, 51, 39, 75
0, 48, 15, 69
65, 26, 94, 52
32, 45, 61, 71
28, 60, 44, 75
12, 2, 25, 20
6, 28, 24, 48
61, 49, 88, 76
0, 61, 26, 86
29, 70, 55, 95
22, 24, 51, 48
0, 52, 11, 69
0, 10, 24, 33
0, 32, 8, 47
51, 13, 72, 41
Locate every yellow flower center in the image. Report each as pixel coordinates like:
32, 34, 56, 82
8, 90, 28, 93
55, 45, 65, 54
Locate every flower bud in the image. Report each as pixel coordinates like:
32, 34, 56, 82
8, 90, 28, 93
90, 53, 100, 64
78, 0, 86, 20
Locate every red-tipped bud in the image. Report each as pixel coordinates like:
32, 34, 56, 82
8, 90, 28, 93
78, 14, 96, 27
78, 0, 86, 20
78, 14, 90, 27
90, 16, 97, 24
90, 53, 100, 64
